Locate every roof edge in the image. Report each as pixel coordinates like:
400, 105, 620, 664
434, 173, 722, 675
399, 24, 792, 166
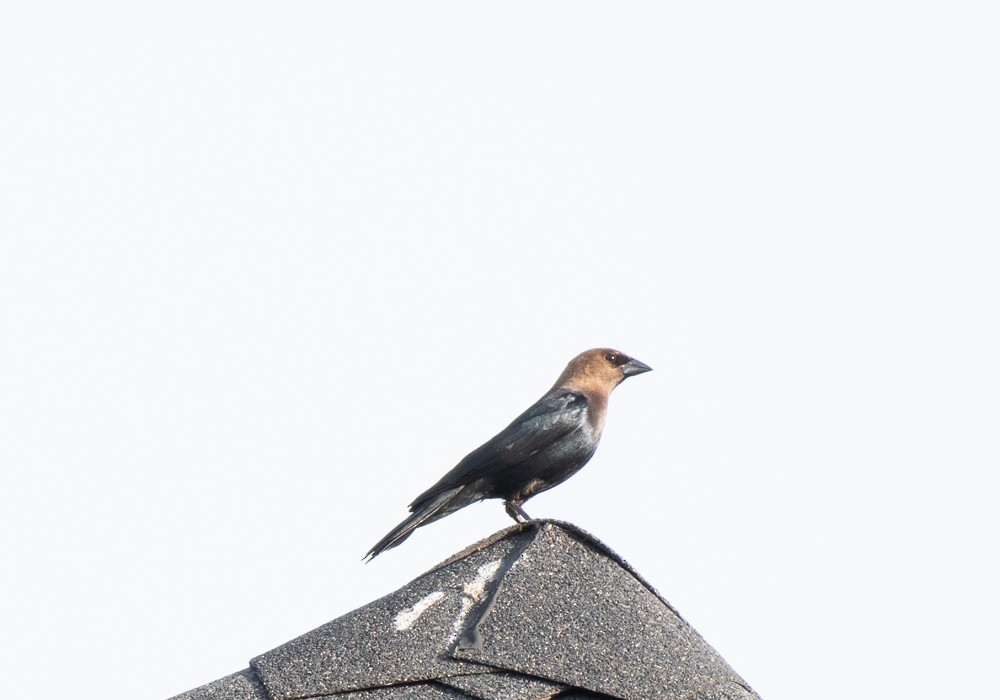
422, 519, 683, 620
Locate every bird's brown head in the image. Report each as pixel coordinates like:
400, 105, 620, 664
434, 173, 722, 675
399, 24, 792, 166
554, 348, 652, 395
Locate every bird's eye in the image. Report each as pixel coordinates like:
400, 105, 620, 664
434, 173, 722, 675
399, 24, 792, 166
605, 352, 619, 364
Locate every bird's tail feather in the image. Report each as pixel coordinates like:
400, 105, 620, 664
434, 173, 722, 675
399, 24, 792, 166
364, 486, 464, 561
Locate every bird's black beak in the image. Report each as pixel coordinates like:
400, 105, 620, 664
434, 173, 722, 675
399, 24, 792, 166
621, 358, 652, 378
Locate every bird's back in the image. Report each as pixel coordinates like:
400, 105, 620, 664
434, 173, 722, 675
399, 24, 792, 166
409, 389, 596, 510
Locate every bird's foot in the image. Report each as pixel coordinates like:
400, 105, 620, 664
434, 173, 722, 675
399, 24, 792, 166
504, 500, 531, 523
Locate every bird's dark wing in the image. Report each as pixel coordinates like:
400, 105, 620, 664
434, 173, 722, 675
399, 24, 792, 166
410, 390, 589, 507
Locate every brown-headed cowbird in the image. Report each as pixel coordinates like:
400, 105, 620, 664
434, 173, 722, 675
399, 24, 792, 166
365, 348, 651, 560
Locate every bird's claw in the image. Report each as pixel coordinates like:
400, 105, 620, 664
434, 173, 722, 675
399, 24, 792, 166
505, 501, 531, 523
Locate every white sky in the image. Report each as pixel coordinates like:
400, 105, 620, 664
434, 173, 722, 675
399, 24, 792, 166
2, 3, 998, 699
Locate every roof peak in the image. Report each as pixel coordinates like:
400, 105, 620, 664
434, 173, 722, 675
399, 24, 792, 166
424, 519, 680, 618
172, 520, 760, 700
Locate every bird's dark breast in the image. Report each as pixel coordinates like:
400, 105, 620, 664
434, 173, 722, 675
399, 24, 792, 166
491, 427, 599, 502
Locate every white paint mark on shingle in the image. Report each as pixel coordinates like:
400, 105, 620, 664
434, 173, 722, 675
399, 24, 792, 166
448, 559, 502, 642
393, 591, 445, 631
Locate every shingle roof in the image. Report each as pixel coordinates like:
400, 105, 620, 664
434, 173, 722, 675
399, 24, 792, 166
170, 520, 760, 700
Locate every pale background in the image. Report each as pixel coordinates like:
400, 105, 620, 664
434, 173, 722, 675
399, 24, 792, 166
2, 3, 998, 699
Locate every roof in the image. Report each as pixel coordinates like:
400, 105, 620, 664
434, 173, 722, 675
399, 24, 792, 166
170, 520, 760, 700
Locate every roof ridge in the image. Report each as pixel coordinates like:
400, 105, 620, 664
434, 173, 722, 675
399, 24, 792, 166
422, 519, 683, 621
454, 525, 540, 652
178, 520, 759, 700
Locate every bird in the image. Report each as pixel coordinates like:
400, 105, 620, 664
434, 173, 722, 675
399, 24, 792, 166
365, 348, 651, 560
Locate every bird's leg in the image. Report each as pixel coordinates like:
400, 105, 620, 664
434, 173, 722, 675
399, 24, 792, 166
504, 500, 531, 523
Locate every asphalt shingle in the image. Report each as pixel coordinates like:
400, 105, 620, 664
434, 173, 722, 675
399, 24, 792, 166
250, 527, 535, 698
171, 520, 761, 700
437, 670, 566, 699
453, 523, 752, 700
321, 682, 470, 698
170, 669, 268, 700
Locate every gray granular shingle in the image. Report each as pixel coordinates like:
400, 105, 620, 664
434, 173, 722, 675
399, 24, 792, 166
325, 681, 472, 698
438, 670, 566, 699
170, 520, 761, 700
453, 524, 753, 700
167, 669, 268, 700
250, 528, 535, 699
